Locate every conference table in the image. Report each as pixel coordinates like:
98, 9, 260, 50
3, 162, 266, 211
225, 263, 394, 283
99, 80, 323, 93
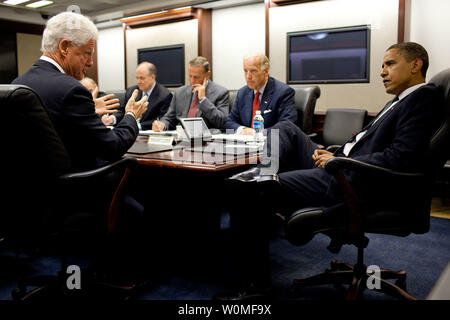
125, 135, 261, 172
123, 135, 263, 264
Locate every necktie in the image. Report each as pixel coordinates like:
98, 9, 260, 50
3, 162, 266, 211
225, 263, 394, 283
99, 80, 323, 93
251, 91, 261, 128
370, 96, 399, 127
187, 93, 199, 118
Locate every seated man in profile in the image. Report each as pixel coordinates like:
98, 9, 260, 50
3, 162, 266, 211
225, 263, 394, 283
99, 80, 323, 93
216, 42, 445, 300
13, 11, 148, 171
80, 76, 120, 126
224, 53, 297, 135
152, 56, 229, 131
115, 62, 172, 130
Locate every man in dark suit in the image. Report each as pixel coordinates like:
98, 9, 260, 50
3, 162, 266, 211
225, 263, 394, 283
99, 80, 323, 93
224, 53, 297, 134
152, 56, 229, 131
217, 42, 445, 300
12, 11, 148, 171
114, 62, 172, 130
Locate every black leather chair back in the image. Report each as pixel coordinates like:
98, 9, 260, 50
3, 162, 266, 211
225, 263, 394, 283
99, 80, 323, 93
427, 69, 450, 171
228, 89, 237, 112
0, 84, 71, 236
322, 108, 367, 147
294, 86, 320, 133
105, 89, 126, 107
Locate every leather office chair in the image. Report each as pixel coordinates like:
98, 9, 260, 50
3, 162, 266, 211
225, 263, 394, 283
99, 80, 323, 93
0, 84, 140, 300
320, 108, 368, 151
105, 89, 126, 107
285, 68, 450, 300
228, 89, 238, 113
294, 86, 321, 134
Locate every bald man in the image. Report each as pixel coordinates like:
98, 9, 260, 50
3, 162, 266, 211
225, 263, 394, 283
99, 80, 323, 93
116, 62, 172, 130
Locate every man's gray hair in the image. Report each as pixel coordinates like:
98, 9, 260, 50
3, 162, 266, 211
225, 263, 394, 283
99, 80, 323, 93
41, 12, 98, 53
189, 56, 210, 73
245, 53, 270, 71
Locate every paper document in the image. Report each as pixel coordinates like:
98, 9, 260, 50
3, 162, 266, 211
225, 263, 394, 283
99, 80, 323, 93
139, 130, 178, 137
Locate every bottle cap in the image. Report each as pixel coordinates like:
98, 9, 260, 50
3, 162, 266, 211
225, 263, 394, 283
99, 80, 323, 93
256, 110, 261, 115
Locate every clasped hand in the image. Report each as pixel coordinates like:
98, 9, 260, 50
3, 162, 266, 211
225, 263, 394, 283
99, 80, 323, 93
312, 149, 334, 168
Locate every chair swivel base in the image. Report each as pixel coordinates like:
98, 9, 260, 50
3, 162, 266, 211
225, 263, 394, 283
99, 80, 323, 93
292, 259, 416, 300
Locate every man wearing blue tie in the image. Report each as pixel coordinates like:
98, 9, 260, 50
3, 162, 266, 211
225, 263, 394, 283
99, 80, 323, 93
216, 42, 445, 300
224, 53, 297, 135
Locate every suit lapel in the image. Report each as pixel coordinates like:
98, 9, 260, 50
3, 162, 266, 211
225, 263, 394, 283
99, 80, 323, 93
354, 99, 402, 146
260, 77, 274, 115
246, 88, 254, 126
183, 86, 193, 117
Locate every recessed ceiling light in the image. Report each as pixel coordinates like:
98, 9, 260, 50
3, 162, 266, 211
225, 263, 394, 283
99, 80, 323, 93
26, 0, 53, 8
3, 0, 30, 5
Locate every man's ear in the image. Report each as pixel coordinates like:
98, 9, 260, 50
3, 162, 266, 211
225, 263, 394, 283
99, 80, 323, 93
59, 39, 71, 57
411, 58, 423, 75
205, 70, 211, 80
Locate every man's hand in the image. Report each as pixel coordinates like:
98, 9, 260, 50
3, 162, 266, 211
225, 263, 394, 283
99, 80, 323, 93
192, 77, 207, 100
94, 93, 120, 115
312, 149, 335, 168
152, 120, 165, 132
125, 89, 148, 120
239, 127, 255, 135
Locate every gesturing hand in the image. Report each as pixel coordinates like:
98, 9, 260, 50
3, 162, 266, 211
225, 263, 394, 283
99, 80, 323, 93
125, 89, 148, 120
94, 93, 120, 115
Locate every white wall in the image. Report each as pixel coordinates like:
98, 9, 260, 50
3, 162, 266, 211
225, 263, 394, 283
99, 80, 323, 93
97, 26, 125, 91
408, 0, 450, 79
212, 2, 265, 90
269, 0, 398, 113
125, 19, 198, 89
16, 33, 42, 76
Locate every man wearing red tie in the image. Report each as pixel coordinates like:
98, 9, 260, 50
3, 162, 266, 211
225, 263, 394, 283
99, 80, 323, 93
224, 53, 297, 135
152, 56, 229, 131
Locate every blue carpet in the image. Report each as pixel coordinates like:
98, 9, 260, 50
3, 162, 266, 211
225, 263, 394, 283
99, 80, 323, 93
1, 216, 449, 300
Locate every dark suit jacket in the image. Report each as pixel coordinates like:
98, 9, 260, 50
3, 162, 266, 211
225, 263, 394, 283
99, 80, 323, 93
12, 59, 139, 171
116, 83, 172, 130
327, 83, 444, 216
224, 77, 297, 131
335, 84, 444, 172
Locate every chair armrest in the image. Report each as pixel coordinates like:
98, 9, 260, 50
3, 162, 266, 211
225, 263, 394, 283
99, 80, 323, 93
324, 157, 425, 180
325, 145, 341, 153
59, 157, 139, 182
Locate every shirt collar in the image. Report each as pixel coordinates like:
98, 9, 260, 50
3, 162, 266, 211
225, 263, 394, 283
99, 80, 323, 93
398, 82, 426, 101
40, 55, 65, 74
254, 78, 268, 97
146, 81, 157, 97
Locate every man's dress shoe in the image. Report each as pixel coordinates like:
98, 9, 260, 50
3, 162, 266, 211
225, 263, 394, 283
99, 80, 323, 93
226, 167, 280, 194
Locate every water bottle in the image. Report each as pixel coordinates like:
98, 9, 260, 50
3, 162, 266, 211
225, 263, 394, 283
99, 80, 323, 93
253, 110, 264, 142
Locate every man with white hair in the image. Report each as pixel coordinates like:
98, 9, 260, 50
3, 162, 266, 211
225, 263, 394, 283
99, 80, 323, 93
224, 53, 297, 134
13, 11, 148, 171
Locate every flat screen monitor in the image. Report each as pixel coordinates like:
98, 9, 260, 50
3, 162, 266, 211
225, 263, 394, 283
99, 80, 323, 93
287, 25, 370, 84
138, 44, 185, 87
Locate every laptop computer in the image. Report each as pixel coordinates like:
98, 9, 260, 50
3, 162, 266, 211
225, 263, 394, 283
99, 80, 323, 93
179, 117, 212, 143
